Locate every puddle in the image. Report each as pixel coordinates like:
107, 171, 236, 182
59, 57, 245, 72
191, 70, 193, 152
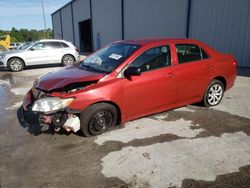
98, 106, 250, 187
11, 87, 31, 96
0, 73, 30, 85
95, 118, 204, 145
6, 101, 23, 110
0, 71, 250, 187
0, 85, 8, 114
101, 132, 250, 188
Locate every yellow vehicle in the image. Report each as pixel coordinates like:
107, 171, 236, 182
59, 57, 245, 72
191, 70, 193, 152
0, 34, 10, 52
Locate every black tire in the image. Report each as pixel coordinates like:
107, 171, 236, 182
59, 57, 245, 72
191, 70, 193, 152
80, 103, 118, 137
0, 45, 7, 52
202, 79, 224, 107
8, 58, 25, 72
61, 55, 75, 66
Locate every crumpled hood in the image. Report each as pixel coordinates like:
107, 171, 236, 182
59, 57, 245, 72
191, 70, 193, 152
35, 65, 105, 91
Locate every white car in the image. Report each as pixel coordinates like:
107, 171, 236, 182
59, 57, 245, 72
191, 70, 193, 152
0, 39, 80, 71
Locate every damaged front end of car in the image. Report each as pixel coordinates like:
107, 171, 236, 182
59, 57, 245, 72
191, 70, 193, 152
22, 81, 97, 133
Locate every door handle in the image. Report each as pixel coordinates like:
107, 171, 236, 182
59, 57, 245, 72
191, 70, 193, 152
166, 72, 175, 78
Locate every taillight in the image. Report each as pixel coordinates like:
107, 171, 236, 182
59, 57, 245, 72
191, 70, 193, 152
233, 60, 237, 66
75, 48, 79, 52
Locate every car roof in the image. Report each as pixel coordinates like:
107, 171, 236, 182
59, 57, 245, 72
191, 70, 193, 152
38, 39, 75, 47
39, 39, 65, 42
120, 38, 203, 46
118, 38, 217, 53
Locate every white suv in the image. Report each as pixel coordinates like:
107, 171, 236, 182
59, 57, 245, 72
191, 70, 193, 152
0, 39, 80, 71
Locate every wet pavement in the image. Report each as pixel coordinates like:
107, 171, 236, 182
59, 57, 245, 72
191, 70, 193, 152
0, 66, 250, 188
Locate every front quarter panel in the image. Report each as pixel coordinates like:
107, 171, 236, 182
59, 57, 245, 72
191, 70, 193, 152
5, 52, 26, 66
51, 78, 127, 119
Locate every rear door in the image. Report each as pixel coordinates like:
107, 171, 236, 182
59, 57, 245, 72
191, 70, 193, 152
122, 44, 177, 119
44, 42, 65, 63
175, 44, 210, 102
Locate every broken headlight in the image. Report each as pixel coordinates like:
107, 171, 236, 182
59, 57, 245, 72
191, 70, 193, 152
32, 97, 74, 112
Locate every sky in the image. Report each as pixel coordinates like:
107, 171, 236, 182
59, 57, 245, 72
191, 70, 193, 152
0, 0, 70, 30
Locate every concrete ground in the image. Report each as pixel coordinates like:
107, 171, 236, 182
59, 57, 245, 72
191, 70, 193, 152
0, 66, 250, 188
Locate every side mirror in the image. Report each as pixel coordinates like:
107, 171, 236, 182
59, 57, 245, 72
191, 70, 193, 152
124, 66, 141, 78
30, 47, 35, 51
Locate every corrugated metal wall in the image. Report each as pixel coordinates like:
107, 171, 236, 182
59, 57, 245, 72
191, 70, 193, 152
61, 5, 74, 44
124, 0, 188, 39
189, 0, 250, 67
91, 0, 122, 50
52, 0, 250, 67
52, 12, 62, 39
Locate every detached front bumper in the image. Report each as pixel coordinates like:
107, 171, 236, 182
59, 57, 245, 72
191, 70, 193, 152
19, 105, 52, 134
22, 89, 81, 133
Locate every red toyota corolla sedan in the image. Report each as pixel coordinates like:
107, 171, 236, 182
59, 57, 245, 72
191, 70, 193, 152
22, 38, 237, 136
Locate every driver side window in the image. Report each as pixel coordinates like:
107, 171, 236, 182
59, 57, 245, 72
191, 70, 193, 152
31, 42, 45, 50
129, 45, 171, 73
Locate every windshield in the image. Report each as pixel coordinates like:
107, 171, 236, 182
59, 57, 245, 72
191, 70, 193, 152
21, 42, 34, 50
80, 43, 141, 73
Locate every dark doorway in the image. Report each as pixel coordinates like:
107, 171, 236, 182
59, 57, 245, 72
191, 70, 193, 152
79, 19, 93, 52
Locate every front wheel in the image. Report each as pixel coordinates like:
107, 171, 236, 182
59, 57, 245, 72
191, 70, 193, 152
80, 103, 118, 137
203, 79, 224, 107
8, 58, 24, 72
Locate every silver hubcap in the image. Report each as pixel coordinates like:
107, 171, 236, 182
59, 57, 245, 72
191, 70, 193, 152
207, 84, 223, 105
10, 60, 22, 71
63, 56, 74, 65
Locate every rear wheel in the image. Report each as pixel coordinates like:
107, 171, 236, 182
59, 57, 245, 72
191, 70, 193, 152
61, 55, 75, 66
80, 103, 118, 137
8, 58, 24, 72
203, 79, 224, 107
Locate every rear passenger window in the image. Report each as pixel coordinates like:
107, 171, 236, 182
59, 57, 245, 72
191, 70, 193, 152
45, 42, 63, 49
175, 44, 202, 64
129, 45, 171, 73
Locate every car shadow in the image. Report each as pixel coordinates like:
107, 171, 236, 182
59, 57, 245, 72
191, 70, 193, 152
24, 64, 62, 70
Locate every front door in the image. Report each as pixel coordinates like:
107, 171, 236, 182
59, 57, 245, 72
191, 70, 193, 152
122, 45, 177, 119
25, 42, 49, 65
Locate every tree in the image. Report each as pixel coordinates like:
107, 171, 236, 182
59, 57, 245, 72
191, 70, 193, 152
0, 28, 53, 42
10, 36, 18, 42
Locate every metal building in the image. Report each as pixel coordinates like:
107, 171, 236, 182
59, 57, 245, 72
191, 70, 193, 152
52, 0, 250, 67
